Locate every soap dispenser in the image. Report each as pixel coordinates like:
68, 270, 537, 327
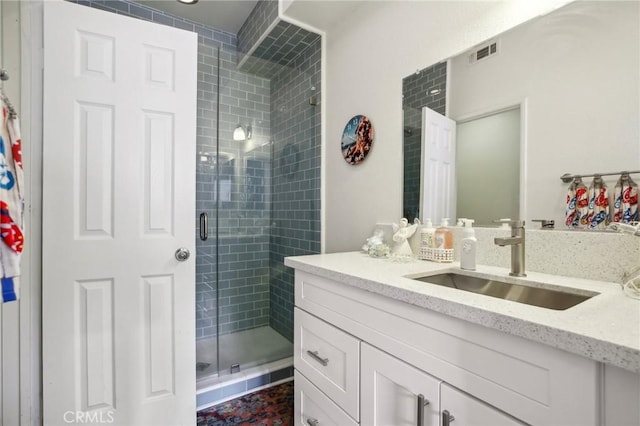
420, 218, 436, 248
460, 219, 477, 271
434, 218, 453, 249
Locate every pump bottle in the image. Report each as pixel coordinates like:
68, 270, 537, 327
434, 218, 453, 250
460, 219, 477, 271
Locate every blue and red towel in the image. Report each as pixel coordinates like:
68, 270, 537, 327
0, 101, 24, 303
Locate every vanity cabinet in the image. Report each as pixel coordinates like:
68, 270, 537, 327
293, 270, 603, 426
361, 342, 441, 426
439, 383, 526, 426
361, 343, 525, 426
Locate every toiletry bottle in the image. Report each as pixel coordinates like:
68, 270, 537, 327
434, 218, 453, 249
420, 219, 436, 248
460, 219, 477, 271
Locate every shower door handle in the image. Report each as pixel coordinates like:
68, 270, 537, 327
200, 212, 208, 241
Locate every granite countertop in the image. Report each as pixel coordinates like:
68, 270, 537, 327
284, 251, 640, 373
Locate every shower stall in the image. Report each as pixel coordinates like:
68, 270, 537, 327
76, 0, 321, 406
187, 0, 321, 401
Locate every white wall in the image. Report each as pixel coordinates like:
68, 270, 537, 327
450, 1, 639, 227
309, 0, 576, 252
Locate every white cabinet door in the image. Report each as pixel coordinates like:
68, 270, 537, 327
361, 343, 441, 426
440, 383, 525, 426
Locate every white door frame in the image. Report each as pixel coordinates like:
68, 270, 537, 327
18, 1, 45, 424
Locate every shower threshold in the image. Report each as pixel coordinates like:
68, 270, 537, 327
195, 326, 293, 409
196, 326, 292, 381
196, 357, 293, 410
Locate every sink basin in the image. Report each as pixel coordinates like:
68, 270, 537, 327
410, 273, 598, 310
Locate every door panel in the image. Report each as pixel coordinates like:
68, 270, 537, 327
421, 107, 456, 225
42, 1, 197, 425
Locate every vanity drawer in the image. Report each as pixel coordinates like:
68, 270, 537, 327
294, 308, 360, 421
294, 370, 358, 426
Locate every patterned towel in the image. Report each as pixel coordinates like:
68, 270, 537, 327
0, 102, 24, 303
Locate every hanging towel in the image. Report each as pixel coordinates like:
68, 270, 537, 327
623, 175, 639, 223
613, 175, 625, 223
565, 179, 577, 228
587, 176, 610, 229
613, 173, 639, 224
0, 100, 24, 303
565, 177, 588, 228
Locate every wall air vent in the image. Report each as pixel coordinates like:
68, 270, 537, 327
468, 41, 499, 64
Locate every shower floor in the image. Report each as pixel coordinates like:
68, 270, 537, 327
196, 326, 292, 381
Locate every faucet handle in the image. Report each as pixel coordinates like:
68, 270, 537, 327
532, 219, 555, 229
493, 219, 525, 228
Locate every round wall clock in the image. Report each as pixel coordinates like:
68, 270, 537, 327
341, 115, 374, 165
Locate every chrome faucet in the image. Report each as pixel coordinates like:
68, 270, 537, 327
494, 220, 526, 277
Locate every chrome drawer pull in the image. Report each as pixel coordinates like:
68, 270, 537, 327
306, 418, 319, 426
442, 410, 455, 426
306, 350, 329, 366
417, 393, 430, 426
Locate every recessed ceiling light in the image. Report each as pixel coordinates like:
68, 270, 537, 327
177, 0, 198, 4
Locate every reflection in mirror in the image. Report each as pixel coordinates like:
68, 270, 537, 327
402, 1, 639, 228
420, 107, 456, 226
457, 108, 520, 226
402, 62, 446, 222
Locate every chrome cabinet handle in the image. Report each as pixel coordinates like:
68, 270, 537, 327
442, 410, 455, 426
175, 247, 190, 261
199, 212, 208, 241
306, 350, 329, 366
306, 418, 319, 426
417, 393, 430, 426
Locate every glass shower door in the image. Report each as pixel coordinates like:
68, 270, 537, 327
196, 19, 321, 383
214, 43, 279, 376
195, 44, 220, 383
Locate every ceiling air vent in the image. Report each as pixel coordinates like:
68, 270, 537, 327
468, 41, 498, 64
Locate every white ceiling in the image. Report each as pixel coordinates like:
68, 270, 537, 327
133, 0, 259, 34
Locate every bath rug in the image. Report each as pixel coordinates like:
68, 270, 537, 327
197, 381, 293, 425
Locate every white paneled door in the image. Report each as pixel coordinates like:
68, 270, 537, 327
42, 1, 197, 425
421, 107, 456, 225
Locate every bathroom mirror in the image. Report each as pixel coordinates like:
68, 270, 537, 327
402, 1, 639, 228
